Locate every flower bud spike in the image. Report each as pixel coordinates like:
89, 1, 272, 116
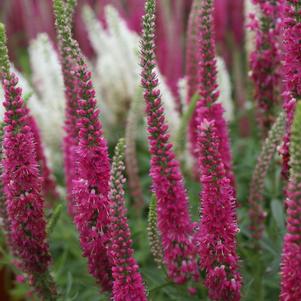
248, 112, 285, 242
147, 195, 163, 269
109, 138, 147, 301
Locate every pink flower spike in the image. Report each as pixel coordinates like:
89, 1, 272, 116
72, 61, 112, 291
109, 139, 147, 301
140, 0, 199, 283
53, 0, 113, 291
197, 117, 241, 301
0, 23, 57, 300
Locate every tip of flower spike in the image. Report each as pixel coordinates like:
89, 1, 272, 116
145, 0, 155, 11
143, 0, 156, 28
0, 23, 9, 76
65, 0, 77, 21
113, 138, 126, 161
53, 0, 71, 30
53, 0, 76, 25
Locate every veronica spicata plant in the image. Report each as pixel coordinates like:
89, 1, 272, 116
0, 23, 57, 300
108, 139, 147, 301
53, 0, 112, 291
140, 0, 199, 284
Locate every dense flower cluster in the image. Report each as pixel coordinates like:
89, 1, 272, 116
53, 0, 112, 290
0, 24, 56, 299
109, 139, 147, 301
140, 0, 199, 283
249, 0, 281, 135
279, 0, 301, 179
280, 102, 301, 301
197, 118, 241, 301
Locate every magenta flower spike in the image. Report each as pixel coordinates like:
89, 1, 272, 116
109, 139, 147, 301
197, 118, 241, 301
0, 23, 57, 300
72, 61, 112, 291
279, 0, 301, 180
280, 102, 301, 301
53, 0, 112, 291
29, 115, 59, 202
140, 0, 199, 284
196, 0, 236, 192
249, 0, 281, 135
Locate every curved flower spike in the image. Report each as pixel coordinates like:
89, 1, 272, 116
53, 0, 80, 203
109, 138, 147, 301
53, 0, 113, 290
140, 0, 199, 284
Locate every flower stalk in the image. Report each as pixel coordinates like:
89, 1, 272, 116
140, 0, 199, 284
